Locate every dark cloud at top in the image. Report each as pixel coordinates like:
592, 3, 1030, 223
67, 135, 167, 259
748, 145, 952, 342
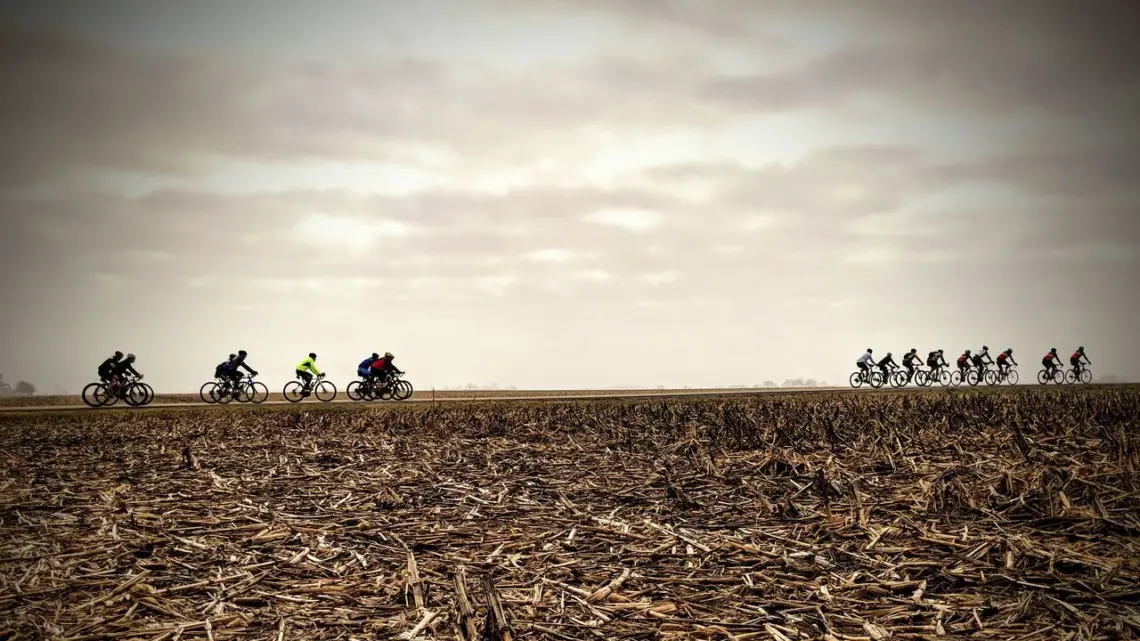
0, 0, 1138, 390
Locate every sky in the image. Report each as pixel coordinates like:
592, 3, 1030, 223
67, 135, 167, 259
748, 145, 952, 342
1, 0, 1138, 393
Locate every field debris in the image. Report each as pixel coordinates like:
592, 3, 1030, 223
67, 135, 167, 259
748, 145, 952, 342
1, 388, 1139, 639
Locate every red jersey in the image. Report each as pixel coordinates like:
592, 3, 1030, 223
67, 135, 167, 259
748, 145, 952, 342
1071, 352, 1080, 360
997, 353, 1009, 363
957, 355, 968, 366
370, 358, 388, 371
1044, 353, 1057, 362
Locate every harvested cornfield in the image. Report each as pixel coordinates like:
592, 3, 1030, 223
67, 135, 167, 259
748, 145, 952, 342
2, 388, 1139, 640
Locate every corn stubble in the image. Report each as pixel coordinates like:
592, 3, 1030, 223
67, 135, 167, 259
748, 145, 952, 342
1, 388, 1138, 640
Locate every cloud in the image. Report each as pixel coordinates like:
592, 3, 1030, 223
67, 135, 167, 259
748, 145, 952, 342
583, 208, 662, 232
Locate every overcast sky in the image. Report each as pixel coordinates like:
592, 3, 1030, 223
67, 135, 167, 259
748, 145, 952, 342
1, 0, 1138, 393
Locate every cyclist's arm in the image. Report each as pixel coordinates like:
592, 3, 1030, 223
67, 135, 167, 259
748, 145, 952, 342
238, 361, 255, 374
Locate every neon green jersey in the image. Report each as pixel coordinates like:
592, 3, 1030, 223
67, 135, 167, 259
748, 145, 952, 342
296, 356, 321, 375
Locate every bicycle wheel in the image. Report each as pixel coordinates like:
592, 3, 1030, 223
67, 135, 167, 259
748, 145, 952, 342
848, 372, 864, 389
1079, 368, 1092, 384
394, 379, 414, 400
1064, 369, 1077, 384
868, 371, 884, 389
950, 370, 964, 386
248, 382, 269, 403
98, 384, 119, 407
346, 381, 364, 401
200, 382, 218, 404
283, 381, 305, 403
889, 371, 905, 388
124, 382, 148, 407
1007, 369, 1019, 385
966, 370, 980, 386
984, 369, 998, 386
140, 383, 154, 405
82, 382, 105, 408
315, 381, 337, 402
913, 370, 928, 387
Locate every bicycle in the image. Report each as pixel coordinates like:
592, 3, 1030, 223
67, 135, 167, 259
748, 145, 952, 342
81, 373, 152, 408
848, 367, 885, 389
1036, 366, 1064, 385
949, 367, 972, 386
887, 367, 910, 388
1065, 366, 1092, 385
984, 365, 1019, 386
284, 372, 337, 403
915, 366, 951, 387
964, 364, 992, 387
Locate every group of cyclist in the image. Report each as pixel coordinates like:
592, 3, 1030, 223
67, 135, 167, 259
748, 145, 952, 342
209, 350, 402, 391
97, 351, 144, 393
856, 346, 1091, 384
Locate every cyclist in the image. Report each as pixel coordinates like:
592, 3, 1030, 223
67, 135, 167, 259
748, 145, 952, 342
358, 353, 380, 380
370, 351, 403, 387
1070, 347, 1091, 378
996, 348, 1018, 379
877, 351, 899, 378
224, 350, 257, 388
926, 349, 947, 372
856, 348, 874, 381
1042, 348, 1062, 379
98, 351, 124, 383
215, 353, 236, 382
110, 353, 142, 393
956, 349, 972, 379
295, 352, 321, 390
971, 346, 993, 379
902, 348, 921, 383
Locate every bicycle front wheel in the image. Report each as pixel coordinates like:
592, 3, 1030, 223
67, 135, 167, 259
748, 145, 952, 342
394, 379, 414, 400
249, 382, 269, 403
984, 370, 998, 386
315, 381, 337, 402
1007, 369, 1019, 385
1079, 369, 1092, 384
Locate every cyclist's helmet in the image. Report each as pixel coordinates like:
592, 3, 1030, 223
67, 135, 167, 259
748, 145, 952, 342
113, 350, 123, 358
886, 352, 892, 357
126, 353, 136, 361
238, 350, 247, 356
229, 353, 236, 359
938, 349, 944, 354
1078, 346, 1084, 352
385, 352, 394, 358
1005, 348, 1012, 354
866, 348, 873, 353
309, 352, 317, 359
964, 349, 972, 355
911, 348, 917, 353
371, 352, 379, 359
982, 345, 989, 351
1051, 347, 1057, 354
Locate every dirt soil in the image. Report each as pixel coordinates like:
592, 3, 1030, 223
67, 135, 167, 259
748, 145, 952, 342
1, 388, 1138, 639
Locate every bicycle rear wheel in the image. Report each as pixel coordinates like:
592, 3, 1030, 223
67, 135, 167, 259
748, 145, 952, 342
848, 372, 864, 388
283, 381, 305, 402
346, 381, 364, 401
200, 382, 218, 404
983, 370, 998, 386
315, 381, 337, 402
82, 382, 105, 408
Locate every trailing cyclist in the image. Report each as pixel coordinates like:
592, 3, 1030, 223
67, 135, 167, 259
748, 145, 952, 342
876, 352, 899, 381
1070, 347, 1091, 378
971, 346, 993, 379
358, 353, 380, 380
1042, 348, 1062, 379
997, 348, 1018, 378
927, 349, 948, 374
215, 353, 236, 381
98, 351, 124, 383
902, 348, 921, 383
296, 352, 322, 390
956, 350, 972, 379
221, 350, 258, 387
856, 348, 875, 381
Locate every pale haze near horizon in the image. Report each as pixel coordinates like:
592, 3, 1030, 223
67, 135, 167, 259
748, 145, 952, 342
0, 0, 1138, 393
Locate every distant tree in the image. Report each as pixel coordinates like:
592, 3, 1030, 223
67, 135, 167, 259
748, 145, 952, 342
15, 381, 35, 395
804, 378, 817, 387
465, 383, 477, 390
782, 378, 805, 387
762, 381, 777, 388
